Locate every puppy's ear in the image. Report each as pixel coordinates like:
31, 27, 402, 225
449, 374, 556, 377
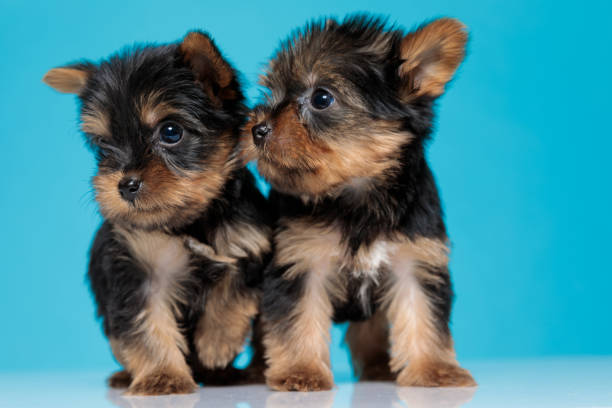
42, 64, 93, 94
398, 18, 467, 101
179, 31, 238, 104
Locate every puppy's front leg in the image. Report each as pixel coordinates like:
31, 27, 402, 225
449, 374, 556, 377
184, 237, 260, 369
385, 238, 476, 387
116, 326, 196, 396
194, 271, 259, 368
91, 228, 197, 396
262, 262, 334, 391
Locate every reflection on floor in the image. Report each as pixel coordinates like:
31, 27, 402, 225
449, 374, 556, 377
2, 357, 612, 408
108, 383, 476, 408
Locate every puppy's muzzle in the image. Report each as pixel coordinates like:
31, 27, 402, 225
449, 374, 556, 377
251, 122, 271, 147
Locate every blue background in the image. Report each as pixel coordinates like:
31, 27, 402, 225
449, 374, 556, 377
1, 0, 610, 380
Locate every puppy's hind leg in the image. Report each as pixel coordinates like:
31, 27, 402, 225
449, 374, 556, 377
345, 311, 395, 381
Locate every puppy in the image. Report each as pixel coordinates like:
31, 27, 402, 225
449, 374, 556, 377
243, 16, 476, 391
43, 31, 270, 395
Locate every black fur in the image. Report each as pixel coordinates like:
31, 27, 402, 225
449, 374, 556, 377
261, 262, 305, 330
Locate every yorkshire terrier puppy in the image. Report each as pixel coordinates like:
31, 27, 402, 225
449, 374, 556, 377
243, 16, 476, 391
43, 32, 270, 395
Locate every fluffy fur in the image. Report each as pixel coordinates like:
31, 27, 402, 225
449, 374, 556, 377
43, 31, 271, 395
242, 15, 476, 390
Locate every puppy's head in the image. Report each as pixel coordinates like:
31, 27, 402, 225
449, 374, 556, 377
243, 16, 467, 197
44, 31, 245, 229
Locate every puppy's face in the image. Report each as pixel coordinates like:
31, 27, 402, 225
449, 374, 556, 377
244, 17, 467, 197
44, 32, 244, 229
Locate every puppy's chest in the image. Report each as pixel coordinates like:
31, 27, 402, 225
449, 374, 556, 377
277, 220, 397, 322
330, 240, 393, 322
115, 227, 194, 289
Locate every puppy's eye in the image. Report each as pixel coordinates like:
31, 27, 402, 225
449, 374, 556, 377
159, 122, 183, 144
311, 89, 334, 110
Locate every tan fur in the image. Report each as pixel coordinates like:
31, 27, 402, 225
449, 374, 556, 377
180, 32, 238, 104
115, 227, 192, 336
42, 67, 89, 94
139, 92, 179, 128
125, 365, 197, 396
113, 320, 195, 395
112, 227, 197, 395
183, 236, 235, 265
212, 221, 271, 260
194, 270, 259, 369
399, 18, 468, 100
383, 236, 475, 387
93, 141, 235, 229
350, 239, 391, 279
384, 237, 454, 371
264, 222, 337, 390
396, 360, 476, 388
181, 32, 233, 88
81, 111, 110, 138
274, 219, 342, 281
256, 114, 411, 197
266, 104, 332, 171
264, 288, 334, 391
403, 237, 450, 268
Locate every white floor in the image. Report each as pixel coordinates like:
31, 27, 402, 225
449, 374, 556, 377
2, 357, 611, 408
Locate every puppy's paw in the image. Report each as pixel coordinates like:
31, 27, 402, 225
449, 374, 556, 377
107, 370, 132, 388
184, 236, 214, 256
397, 361, 476, 388
196, 334, 245, 369
267, 367, 334, 392
194, 291, 257, 369
183, 236, 235, 264
126, 371, 197, 396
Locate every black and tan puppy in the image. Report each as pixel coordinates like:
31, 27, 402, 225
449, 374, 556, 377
243, 16, 476, 391
43, 32, 270, 395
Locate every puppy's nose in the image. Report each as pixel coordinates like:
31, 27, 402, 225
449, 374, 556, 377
118, 177, 142, 202
252, 123, 271, 147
